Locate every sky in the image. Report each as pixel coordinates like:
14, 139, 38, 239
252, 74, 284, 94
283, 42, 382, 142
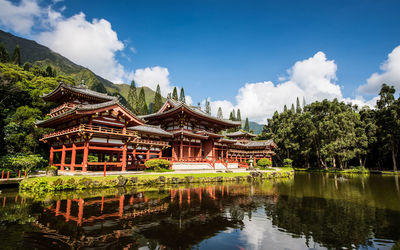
0, 0, 400, 123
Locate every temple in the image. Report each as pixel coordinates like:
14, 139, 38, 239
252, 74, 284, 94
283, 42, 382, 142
36, 83, 276, 171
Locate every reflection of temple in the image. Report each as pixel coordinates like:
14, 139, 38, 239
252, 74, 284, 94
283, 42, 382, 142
33, 185, 279, 249
37, 83, 277, 171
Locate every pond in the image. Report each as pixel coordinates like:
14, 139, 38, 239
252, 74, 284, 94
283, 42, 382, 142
0, 173, 399, 249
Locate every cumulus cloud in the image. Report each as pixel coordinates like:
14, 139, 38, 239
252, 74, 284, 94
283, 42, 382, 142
210, 51, 372, 123
0, 0, 41, 34
133, 66, 172, 96
0, 0, 133, 83
358, 45, 400, 94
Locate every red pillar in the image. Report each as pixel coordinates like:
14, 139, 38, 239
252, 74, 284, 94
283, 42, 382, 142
158, 149, 162, 158
146, 147, 150, 160
78, 198, 84, 226
119, 195, 125, 218
71, 143, 76, 171
180, 139, 183, 161
212, 145, 215, 160
60, 145, 66, 171
66, 199, 71, 222
172, 144, 176, 160
55, 200, 61, 216
82, 141, 89, 172
188, 141, 191, 160
49, 146, 54, 166
122, 143, 127, 171
198, 141, 202, 159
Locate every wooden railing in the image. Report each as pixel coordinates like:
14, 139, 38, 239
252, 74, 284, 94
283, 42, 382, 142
42, 124, 138, 139
135, 138, 169, 147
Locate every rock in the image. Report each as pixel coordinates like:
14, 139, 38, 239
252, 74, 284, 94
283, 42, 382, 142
158, 176, 166, 182
247, 175, 253, 182
225, 170, 233, 173
217, 176, 223, 182
46, 169, 58, 176
185, 176, 195, 183
117, 176, 127, 186
171, 177, 179, 183
129, 177, 138, 184
235, 176, 242, 182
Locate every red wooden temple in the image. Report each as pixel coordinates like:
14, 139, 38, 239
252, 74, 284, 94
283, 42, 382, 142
37, 83, 276, 171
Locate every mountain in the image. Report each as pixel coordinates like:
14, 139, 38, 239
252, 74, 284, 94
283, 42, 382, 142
0, 30, 163, 108
240, 120, 264, 134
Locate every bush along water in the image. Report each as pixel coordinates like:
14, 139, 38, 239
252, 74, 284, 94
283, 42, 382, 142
19, 171, 295, 193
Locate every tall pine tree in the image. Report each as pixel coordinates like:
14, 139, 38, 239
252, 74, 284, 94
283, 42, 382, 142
138, 88, 148, 115
236, 109, 242, 122
11, 45, 21, 66
244, 117, 250, 131
128, 80, 138, 113
0, 43, 10, 63
153, 84, 163, 112
179, 87, 186, 103
217, 107, 223, 119
205, 99, 211, 114
172, 87, 178, 101
231, 109, 236, 121
296, 97, 302, 113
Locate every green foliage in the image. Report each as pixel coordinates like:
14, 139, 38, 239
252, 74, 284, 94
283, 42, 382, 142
257, 158, 272, 168
1, 154, 46, 172
179, 87, 185, 103
217, 107, 223, 119
144, 159, 171, 170
236, 109, 241, 121
137, 87, 148, 115
0, 42, 10, 62
283, 158, 293, 168
172, 87, 178, 101
128, 80, 138, 113
205, 99, 211, 114
244, 117, 250, 131
153, 84, 163, 113
11, 45, 21, 65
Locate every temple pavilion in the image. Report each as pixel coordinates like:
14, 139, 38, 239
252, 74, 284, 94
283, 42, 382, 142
37, 83, 276, 171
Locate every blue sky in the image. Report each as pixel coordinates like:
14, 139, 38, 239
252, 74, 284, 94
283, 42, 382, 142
1, 0, 400, 122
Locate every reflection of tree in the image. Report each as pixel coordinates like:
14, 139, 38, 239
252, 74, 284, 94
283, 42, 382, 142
265, 195, 400, 249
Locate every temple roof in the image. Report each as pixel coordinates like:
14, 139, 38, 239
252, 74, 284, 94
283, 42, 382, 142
226, 130, 257, 138
141, 99, 240, 128
36, 100, 145, 127
232, 139, 277, 149
42, 82, 117, 103
128, 125, 172, 137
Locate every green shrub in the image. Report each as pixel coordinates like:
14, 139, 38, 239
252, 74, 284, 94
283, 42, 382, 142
46, 165, 58, 171
257, 158, 272, 168
144, 159, 171, 170
283, 158, 293, 168
2, 154, 46, 173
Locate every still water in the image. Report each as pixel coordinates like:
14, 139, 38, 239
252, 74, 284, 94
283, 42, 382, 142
0, 173, 400, 249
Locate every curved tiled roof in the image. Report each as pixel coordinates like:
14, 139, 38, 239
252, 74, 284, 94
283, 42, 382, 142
140, 99, 240, 127
232, 139, 276, 149
226, 130, 257, 138
128, 125, 172, 137
42, 83, 117, 102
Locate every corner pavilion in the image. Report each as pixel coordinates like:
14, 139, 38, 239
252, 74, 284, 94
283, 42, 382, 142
36, 83, 276, 171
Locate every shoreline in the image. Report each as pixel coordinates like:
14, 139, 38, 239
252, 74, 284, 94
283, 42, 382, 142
19, 169, 294, 193
294, 168, 400, 175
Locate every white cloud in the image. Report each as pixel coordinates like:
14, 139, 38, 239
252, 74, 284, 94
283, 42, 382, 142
358, 45, 400, 94
36, 12, 130, 83
210, 51, 373, 123
0, 0, 133, 83
185, 95, 193, 106
133, 66, 172, 96
0, 0, 41, 34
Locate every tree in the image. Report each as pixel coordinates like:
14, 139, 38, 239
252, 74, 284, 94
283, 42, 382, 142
217, 107, 223, 119
205, 99, 211, 114
128, 80, 138, 113
138, 87, 148, 115
244, 117, 250, 131
179, 87, 186, 103
90, 81, 107, 94
0, 43, 10, 63
172, 87, 178, 101
296, 97, 302, 114
376, 84, 399, 171
11, 45, 21, 65
153, 84, 163, 112
236, 109, 242, 122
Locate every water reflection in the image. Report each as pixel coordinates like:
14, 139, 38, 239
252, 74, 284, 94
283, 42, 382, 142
0, 174, 400, 249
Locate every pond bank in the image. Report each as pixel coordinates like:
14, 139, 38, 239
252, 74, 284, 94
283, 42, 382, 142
19, 169, 294, 193
294, 168, 400, 175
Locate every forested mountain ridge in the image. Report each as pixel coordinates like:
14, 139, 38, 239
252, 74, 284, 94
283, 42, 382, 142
0, 30, 161, 106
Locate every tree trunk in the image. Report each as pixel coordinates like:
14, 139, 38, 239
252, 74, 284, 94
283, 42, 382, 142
392, 138, 398, 172
359, 157, 363, 167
